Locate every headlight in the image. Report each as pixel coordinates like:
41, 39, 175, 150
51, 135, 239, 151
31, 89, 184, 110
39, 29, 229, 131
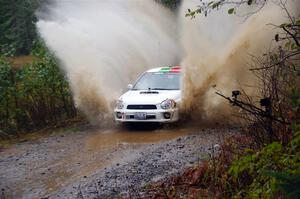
116, 99, 124, 109
160, 99, 176, 110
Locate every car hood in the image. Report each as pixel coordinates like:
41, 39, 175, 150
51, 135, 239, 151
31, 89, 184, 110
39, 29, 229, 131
120, 90, 181, 104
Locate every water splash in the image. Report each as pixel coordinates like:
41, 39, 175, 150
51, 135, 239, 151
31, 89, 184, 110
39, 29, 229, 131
179, 0, 300, 122
37, 0, 299, 124
37, 0, 180, 124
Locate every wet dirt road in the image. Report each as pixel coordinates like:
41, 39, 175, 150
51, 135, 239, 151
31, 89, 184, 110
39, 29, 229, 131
0, 125, 207, 199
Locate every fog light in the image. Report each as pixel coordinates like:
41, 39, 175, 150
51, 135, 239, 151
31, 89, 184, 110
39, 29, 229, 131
163, 112, 171, 119
116, 112, 122, 119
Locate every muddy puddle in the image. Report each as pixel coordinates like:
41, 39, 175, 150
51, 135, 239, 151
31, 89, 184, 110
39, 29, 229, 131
85, 126, 193, 151
43, 127, 193, 198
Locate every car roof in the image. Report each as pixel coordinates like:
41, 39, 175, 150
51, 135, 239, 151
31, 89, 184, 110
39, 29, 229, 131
146, 66, 181, 73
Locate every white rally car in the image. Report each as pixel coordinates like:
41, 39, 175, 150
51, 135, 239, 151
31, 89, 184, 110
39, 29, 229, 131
114, 66, 181, 123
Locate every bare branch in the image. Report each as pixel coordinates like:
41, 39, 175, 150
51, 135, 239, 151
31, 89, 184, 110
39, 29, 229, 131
250, 50, 300, 71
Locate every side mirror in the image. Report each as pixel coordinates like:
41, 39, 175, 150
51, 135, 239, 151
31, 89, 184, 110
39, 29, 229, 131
127, 84, 133, 90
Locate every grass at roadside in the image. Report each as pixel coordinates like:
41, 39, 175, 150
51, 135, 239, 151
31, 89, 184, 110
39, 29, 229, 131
140, 132, 300, 198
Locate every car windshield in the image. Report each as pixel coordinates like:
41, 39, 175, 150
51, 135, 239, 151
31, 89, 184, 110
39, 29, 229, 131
132, 72, 181, 90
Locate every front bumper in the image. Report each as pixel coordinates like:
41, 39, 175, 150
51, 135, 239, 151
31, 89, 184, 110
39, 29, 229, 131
114, 107, 179, 123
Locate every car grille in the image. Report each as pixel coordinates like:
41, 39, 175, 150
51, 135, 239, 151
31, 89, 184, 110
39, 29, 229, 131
127, 105, 157, 110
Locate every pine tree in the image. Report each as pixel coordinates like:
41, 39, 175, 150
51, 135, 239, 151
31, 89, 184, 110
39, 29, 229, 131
0, 0, 41, 56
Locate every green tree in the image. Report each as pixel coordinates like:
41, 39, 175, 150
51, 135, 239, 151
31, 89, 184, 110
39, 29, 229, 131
0, 0, 41, 56
0, 41, 77, 136
156, 0, 181, 10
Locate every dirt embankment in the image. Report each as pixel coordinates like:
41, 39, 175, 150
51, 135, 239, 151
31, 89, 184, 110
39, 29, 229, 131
0, 126, 238, 199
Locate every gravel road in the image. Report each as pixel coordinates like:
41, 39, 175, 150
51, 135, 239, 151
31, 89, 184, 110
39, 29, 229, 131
0, 126, 238, 199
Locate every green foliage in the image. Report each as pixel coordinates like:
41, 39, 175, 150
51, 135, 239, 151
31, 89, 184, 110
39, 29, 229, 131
228, 8, 235, 14
277, 16, 300, 50
184, 1, 300, 198
185, 0, 264, 18
156, 0, 181, 10
264, 170, 300, 199
229, 132, 300, 198
0, 0, 41, 55
185, 1, 237, 18
0, 43, 17, 57
0, 42, 77, 135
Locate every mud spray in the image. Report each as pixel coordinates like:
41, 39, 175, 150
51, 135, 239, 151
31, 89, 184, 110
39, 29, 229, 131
37, 0, 300, 125
180, 0, 299, 123
37, 0, 180, 125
